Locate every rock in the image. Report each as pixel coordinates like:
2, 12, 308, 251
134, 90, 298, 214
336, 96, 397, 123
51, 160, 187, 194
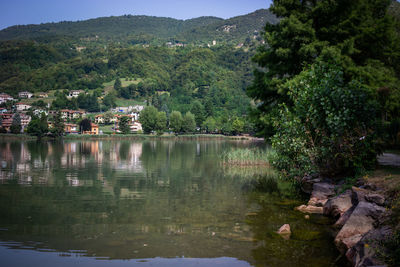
346, 226, 392, 267
313, 183, 335, 198
334, 202, 386, 253
365, 193, 385, 206
277, 224, 291, 240
295, 204, 323, 214
352, 186, 369, 205
307, 182, 336, 207
334, 206, 355, 229
301, 175, 321, 194
324, 190, 353, 218
277, 224, 291, 234
304, 215, 310, 219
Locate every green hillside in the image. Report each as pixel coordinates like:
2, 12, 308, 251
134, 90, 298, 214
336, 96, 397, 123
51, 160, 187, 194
0, 9, 276, 45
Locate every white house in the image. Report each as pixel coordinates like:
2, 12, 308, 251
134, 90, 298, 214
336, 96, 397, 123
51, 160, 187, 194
16, 103, 32, 111
130, 122, 142, 133
33, 109, 48, 117
18, 91, 33, 99
20, 114, 31, 130
0, 93, 14, 104
67, 90, 84, 98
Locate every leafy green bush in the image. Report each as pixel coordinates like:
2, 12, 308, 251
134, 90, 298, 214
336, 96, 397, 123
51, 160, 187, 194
271, 63, 380, 178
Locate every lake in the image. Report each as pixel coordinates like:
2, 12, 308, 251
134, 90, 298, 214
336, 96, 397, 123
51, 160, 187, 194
0, 139, 341, 266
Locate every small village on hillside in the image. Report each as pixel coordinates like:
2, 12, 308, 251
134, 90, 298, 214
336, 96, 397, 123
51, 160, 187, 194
0, 90, 144, 135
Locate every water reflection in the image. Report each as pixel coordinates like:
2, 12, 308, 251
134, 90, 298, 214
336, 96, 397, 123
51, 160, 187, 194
0, 140, 340, 266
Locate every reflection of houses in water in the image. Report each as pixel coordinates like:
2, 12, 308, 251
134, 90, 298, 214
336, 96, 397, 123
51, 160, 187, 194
109, 143, 143, 173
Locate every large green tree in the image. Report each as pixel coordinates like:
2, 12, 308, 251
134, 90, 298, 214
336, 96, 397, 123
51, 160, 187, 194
119, 116, 131, 134
248, 0, 400, 136
27, 114, 49, 140
182, 111, 196, 134
139, 106, 159, 134
51, 112, 65, 137
169, 111, 183, 134
155, 111, 167, 135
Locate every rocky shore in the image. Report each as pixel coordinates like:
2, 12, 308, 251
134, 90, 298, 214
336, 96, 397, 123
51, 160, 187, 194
296, 175, 390, 266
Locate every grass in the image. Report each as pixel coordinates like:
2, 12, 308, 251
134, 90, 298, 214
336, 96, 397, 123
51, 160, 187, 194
114, 98, 146, 107
221, 148, 273, 166
99, 125, 115, 134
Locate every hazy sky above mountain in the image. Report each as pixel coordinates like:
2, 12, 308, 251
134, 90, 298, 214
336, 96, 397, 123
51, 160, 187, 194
0, 0, 272, 30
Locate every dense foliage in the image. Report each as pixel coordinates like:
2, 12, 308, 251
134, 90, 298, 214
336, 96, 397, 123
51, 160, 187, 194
27, 114, 49, 139
248, 0, 400, 178
271, 63, 380, 177
248, 0, 400, 138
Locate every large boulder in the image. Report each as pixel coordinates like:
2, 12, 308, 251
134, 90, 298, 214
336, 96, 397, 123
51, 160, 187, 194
333, 206, 355, 229
300, 174, 321, 194
323, 190, 353, 218
335, 201, 386, 253
308, 182, 336, 206
365, 193, 385, 206
346, 226, 392, 267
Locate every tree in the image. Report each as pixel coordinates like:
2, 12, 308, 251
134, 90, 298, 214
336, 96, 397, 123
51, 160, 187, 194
155, 111, 167, 135
232, 117, 245, 135
27, 114, 48, 140
79, 118, 92, 133
10, 114, 21, 134
202, 116, 217, 133
139, 106, 158, 134
182, 111, 196, 134
103, 111, 114, 124
248, 0, 400, 137
169, 111, 183, 134
114, 78, 122, 91
119, 116, 131, 134
51, 112, 64, 137
271, 63, 379, 177
103, 92, 116, 109
190, 100, 205, 127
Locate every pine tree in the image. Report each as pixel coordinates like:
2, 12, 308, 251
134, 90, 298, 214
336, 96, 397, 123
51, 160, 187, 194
10, 114, 22, 134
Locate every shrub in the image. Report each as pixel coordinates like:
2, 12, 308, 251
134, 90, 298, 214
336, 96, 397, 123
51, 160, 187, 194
271, 63, 380, 178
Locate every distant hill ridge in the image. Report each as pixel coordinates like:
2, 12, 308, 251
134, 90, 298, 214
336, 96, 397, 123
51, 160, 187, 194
0, 9, 277, 44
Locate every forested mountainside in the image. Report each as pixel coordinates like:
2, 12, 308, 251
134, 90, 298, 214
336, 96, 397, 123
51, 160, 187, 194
0, 9, 276, 45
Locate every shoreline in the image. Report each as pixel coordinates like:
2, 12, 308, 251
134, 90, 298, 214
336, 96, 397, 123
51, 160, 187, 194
0, 133, 264, 141
294, 155, 400, 267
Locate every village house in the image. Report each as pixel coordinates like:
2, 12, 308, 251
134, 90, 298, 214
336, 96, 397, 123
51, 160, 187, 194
33, 109, 48, 117
0, 113, 13, 132
67, 90, 84, 98
64, 123, 79, 134
37, 92, 48, 98
130, 122, 143, 133
109, 114, 119, 124
94, 114, 105, 124
20, 114, 31, 131
16, 103, 32, 112
60, 109, 84, 120
18, 91, 33, 99
82, 123, 99, 135
0, 93, 14, 104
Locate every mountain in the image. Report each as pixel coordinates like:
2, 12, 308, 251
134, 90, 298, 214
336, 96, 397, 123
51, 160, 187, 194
0, 9, 276, 45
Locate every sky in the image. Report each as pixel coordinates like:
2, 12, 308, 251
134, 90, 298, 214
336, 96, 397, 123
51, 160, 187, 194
0, 0, 272, 30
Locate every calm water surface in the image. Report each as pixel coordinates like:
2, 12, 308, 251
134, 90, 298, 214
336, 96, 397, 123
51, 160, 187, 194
0, 140, 341, 266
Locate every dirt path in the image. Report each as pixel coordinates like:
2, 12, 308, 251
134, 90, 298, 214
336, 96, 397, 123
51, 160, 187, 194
378, 153, 400, 167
